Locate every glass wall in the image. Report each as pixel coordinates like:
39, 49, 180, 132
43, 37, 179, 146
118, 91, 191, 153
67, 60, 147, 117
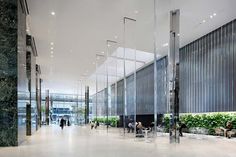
89, 0, 236, 143
154, 0, 236, 142
40, 93, 87, 125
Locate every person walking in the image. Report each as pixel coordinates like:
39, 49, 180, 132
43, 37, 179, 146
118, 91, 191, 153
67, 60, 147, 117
67, 119, 70, 126
60, 118, 65, 130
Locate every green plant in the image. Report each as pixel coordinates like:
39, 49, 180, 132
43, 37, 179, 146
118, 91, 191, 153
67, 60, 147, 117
163, 113, 236, 135
93, 116, 119, 127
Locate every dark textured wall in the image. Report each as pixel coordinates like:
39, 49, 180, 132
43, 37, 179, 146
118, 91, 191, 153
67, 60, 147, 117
0, 0, 18, 146
136, 64, 154, 115
0, 0, 28, 146
117, 80, 124, 115
126, 75, 134, 115
95, 58, 168, 117
179, 19, 236, 113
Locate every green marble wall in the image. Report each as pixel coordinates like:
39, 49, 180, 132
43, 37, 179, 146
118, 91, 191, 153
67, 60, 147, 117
0, 0, 18, 146
0, 0, 28, 146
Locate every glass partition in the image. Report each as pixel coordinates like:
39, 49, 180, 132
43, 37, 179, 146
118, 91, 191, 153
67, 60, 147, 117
106, 40, 118, 133
123, 16, 137, 138
94, 54, 106, 130
154, 0, 236, 143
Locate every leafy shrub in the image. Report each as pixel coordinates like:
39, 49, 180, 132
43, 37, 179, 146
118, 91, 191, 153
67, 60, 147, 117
163, 113, 236, 135
93, 117, 119, 127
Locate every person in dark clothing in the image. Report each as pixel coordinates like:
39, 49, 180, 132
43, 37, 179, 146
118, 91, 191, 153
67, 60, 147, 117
67, 119, 70, 126
179, 122, 187, 136
94, 121, 99, 129
60, 118, 65, 130
149, 122, 155, 132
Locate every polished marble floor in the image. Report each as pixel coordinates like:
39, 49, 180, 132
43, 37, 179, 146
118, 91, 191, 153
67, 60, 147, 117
0, 125, 236, 157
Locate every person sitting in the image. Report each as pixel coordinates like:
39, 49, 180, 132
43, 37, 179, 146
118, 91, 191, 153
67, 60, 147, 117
91, 121, 94, 129
128, 122, 134, 133
136, 122, 144, 134
95, 121, 99, 129
220, 121, 233, 138
149, 122, 155, 132
179, 122, 187, 137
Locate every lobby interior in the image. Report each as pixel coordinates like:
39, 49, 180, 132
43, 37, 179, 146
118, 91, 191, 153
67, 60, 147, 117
1, 0, 236, 157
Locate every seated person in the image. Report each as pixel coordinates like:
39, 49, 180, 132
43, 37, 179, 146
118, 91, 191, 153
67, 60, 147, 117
179, 122, 187, 137
127, 122, 134, 133
136, 122, 144, 134
149, 122, 155, 132
220, 121, 233, 138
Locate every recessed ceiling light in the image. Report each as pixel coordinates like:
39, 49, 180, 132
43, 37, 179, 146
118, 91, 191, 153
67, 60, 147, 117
134, 10, 139, 14
51, 47, 54, 50
210, 15, 213, 19
51, 11, 55, 16
101, 51, 104, 54
162, 43, 169, 47
107, 44, 111, 47
114, 36, 118, 39
213, 13, 216, 16
50, 42, 54, 45
51, 55, 54, 58
51, 51, 53, 54
177, 33, 180, 36
202, 20, 206, 23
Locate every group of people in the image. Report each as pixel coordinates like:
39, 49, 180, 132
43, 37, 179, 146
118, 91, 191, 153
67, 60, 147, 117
127, 120, 187, 137
59, 118, 71, 130
127, 121, 146, 134
90, 121, 99, 129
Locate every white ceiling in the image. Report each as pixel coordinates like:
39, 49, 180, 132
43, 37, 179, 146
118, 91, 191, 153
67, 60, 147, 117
27, 0, 236, 95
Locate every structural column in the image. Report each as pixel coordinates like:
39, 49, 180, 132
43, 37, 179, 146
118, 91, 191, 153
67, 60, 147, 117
168, 9, 180, 143
36, 65, 41, 128
45, 90, 50, 125
0, 0, 28, 146
85, 86, 89, 124
39, 79, 42, 127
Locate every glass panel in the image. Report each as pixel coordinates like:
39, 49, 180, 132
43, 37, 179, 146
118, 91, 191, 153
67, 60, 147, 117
155, 0, 236, 143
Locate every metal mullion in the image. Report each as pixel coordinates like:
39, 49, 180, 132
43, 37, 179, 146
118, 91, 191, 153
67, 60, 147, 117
212, 31, 219, 112
233, 20, 236, 111
204, 34, 210, 112
210, 32, 213, 112
201, 36, 204, 113
192, 42, 196, 112
187, 45, 190, 113
196, 40, 199, 113
229, 21, 234, 111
